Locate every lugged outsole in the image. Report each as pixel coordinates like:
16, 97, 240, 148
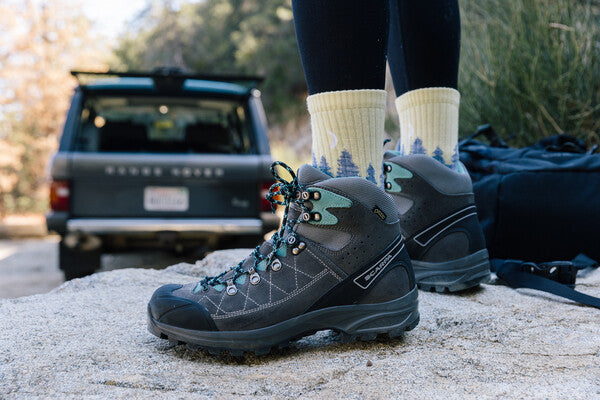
418, 270, 491, 293
147, 288, 420, 357
150, 315, 420, 357
413, 249, 491, 293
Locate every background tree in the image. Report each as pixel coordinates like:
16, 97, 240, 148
113, 0, 306, 124
0, 0, 105, 215
459, 0, 600, 145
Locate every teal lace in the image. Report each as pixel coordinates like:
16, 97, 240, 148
198, 161, 310, 291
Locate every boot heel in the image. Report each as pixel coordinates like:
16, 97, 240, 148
413, 249, 491, 293
335, 287, 419, 341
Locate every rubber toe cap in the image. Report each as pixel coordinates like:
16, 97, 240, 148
148, 284, 217, 331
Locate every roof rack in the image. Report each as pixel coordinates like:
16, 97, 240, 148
70, 67, 264, 92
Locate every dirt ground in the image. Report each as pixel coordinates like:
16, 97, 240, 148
0, 236, 195, 299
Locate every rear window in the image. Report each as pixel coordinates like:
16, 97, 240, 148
73, 95, 253, 154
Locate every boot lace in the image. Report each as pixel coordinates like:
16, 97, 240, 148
198, 161, 311, 291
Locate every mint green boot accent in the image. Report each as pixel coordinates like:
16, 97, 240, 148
256, 259, 268, 271
275, 244, 287, 257
308, 188, 352, 226
213, 283, 225, 292
383, 162, 413, 193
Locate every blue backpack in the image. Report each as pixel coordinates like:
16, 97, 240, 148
459, 125, 600, 308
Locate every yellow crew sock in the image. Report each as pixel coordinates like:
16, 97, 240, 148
395, 87, 460, 168
307, 89, 387, 185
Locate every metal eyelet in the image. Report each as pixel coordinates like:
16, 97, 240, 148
312, 191, 321, 200
301, 191, 311, 200
287, 235, 297, 245
271, 259, 282, 271
249, 272, 261, 285
292, 242, 306, 255
312, 212, 322, 222
385, 182, 392, 190
226, 279, 237, 296
384, 164, 392, 173
301, 212, 311, 222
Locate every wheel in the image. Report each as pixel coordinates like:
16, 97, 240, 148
59, 239, 102, 280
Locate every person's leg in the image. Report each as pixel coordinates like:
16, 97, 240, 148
387, 0, 461, 168
383, 1, 491, 292
146, 2, 423, 354
292, 0, 389, 184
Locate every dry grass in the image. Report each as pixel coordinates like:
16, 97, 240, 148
459, 0, 600, 146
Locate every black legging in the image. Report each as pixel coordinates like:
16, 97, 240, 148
292, 0, 460, 96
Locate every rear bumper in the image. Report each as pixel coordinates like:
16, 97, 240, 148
65, 218, 264, 235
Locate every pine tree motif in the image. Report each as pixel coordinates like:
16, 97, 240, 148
336, 149, 360, 177
366, 164, 377, 184
394, 140, 406, 155
432, 146, 445, 164
319, 155, 332, 176
311, 153, 317, 168
410, 138, 427, 155
451, 145, 459, 168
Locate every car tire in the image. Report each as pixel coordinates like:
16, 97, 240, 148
59, 240, 102, 280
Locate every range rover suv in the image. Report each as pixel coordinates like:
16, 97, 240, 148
46, 69, 278, 280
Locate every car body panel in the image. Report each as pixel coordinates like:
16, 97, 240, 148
47, 74, 277, 259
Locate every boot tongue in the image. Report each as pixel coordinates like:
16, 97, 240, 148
297, 164, 331, 185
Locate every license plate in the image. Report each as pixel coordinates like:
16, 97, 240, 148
144, 187, 189, 212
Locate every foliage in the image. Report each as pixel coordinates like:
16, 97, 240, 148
3, 0, 599, 215
113, 0, 306, 122
0, 0, 105, 215
459, 0, 600, 146
115, 0, 600, 149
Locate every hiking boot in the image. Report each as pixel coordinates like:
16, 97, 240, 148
383, 153, 491, 292
148, 162, 419, 356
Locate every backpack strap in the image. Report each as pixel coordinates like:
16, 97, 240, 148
492, 255, 600, 309
464, 124, 509, 148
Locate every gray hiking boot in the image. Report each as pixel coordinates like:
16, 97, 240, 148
383, 153, 491, 292
147, 162, 419, 356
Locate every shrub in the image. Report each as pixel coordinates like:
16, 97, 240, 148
459, 0, 600, 146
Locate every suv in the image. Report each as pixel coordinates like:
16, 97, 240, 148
46, 69, 278, 280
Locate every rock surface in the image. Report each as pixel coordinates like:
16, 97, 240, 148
1, 249, 599, 399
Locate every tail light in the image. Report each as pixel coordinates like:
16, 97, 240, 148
260, 181, 277, 212
50, 180, 70, 211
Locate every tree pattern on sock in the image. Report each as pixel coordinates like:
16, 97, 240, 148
311, 153, 317, 168
411, 138, 427, 155
433, 147, 445, 164
319, 155, 332, 176
394, 140, 406, 155
451, 145, 459, 168
366, 164, 377, 184
336, 149, 360, 177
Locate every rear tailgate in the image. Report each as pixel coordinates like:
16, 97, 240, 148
68, 153, 272, 218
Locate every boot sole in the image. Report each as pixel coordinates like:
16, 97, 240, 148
413, 249, 491, 293
147, 286, 419, 357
